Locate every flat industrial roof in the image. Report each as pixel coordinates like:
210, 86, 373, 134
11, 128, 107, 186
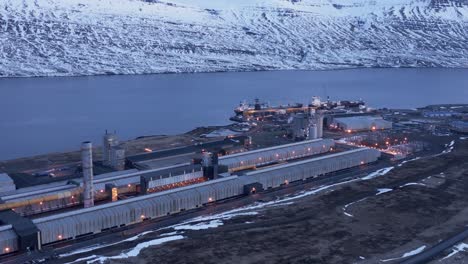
1, 184, 77, 202
245, 148, 375, 175
135, 152, 196, 170
126, 136, 247, 163
219, 138, 328, 160
0, 210, 38, 236
33, 176, 239, 223
0, 173, 13, 183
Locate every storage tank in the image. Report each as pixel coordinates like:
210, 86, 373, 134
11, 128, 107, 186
292, 113, 308, 140
308, 123, 318, 140
316, 114, 324, 138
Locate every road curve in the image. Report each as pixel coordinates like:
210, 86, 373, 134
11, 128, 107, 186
400, 228, 468, 264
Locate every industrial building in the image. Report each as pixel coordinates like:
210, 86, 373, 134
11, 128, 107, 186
290, 113, 324, 140
237, 148, 380, 188
102, 131, 125, 171
291, 113, 308, 140
422, 111, 454, 118
331, 116, 392, 132
219, 138, 334, 171
450, 121, 468, 134
126, 135, 249, 170
0, 164, 209, 217
0, 137, 381, 257
0, 174, 16, 194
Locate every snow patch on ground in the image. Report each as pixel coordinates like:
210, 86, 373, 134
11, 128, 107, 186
59, 230, 156, 258
63, 255, 99, 264
437, 140, 456, 155
342, 197, 369, 217
201, 129, 241, 138
402, 245, 427, 257
381, 245, 426, 262
442, 242, 468, 260
87, 235, 185, 263
400, 182, 426, 188
362, 167, 394, 180
159, 231, 183, 237
376, 188, 393, 195
174, 220, 224, 230
344, 211, 354, 217
397, 157, 421, 167
60, 245, 106, 258
344, 197, 369, 209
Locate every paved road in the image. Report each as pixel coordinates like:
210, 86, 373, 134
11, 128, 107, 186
400, 228, 468, 264
1, 160, 393, 264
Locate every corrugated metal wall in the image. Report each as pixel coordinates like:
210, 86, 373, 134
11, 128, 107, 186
147, 170, 203, 189
240, 148, 381, 189
219, 139, 335, 170
33, 177, 244, 244
0, 225, 18, 254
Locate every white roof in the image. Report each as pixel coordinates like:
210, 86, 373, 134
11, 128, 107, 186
0, 173, 13, 184
219, 139, 325, 159
245, 148, 371, 175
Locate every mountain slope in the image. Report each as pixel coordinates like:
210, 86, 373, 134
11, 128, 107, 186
0, 0, 467, 77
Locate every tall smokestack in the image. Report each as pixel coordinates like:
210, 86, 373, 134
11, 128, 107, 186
81, 141, 94, 208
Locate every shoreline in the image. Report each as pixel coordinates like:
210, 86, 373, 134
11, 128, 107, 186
0, 125, 229, 175
2, 102, 467, 172
1, 66, 468, 80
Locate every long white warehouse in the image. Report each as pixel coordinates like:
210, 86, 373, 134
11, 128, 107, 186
219, 138, 335, 171
239, 148, 381, 188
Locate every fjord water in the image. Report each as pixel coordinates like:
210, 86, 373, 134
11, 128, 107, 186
1, 68, 467, 160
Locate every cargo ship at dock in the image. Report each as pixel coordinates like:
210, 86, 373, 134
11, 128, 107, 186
234, 98, 303, 115
231, 97, 366, 122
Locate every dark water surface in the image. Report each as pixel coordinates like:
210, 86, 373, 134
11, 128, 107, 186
1, 68, 467, 160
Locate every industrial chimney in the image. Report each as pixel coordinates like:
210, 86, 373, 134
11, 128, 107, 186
81, 141, 94, 208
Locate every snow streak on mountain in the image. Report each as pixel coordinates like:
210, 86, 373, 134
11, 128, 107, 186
0, 0, 467, 77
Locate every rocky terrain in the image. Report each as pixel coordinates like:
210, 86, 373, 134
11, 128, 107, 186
1, 0, 467, 77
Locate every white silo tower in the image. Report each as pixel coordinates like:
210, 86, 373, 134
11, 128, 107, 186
308, 123, 318, 140
315, 113, 324, 138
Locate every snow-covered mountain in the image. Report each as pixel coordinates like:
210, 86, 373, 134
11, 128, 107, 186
0, 0, 467, 77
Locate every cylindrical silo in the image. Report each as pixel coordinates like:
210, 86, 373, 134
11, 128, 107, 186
292, 113, 308, 140
81, 141, 94, 208
316, 114, 324, 138
308, 123, 318, 139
